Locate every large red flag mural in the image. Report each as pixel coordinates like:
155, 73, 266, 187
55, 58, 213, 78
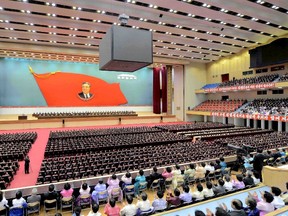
29, 66, 128, 106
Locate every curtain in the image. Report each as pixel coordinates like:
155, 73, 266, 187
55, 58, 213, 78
153, 67, 161, 114
161, 67, 167, 113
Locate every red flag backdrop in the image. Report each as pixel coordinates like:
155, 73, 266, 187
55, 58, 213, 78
32, 72, 128, 106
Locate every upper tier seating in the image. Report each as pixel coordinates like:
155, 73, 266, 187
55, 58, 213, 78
218, 74, 279, 87
239, 98, 288, 115
278, 73, 288, 82
192, 100, 246, 112
33, 110, 138, 119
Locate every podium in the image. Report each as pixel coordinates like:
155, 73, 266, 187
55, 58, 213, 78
18, 115, 27, 120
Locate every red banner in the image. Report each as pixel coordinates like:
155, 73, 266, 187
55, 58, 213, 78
211, 112, 288, 122
32, 71, 128, 106
204, 83, 275, 93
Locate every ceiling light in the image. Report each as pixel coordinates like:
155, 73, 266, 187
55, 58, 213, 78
266, 22, 270, 25
278, 25, 282, 28
51, 3, 56, 7
78, 7, 82, 10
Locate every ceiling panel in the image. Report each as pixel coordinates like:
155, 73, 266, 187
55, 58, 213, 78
0, 0, 286, 64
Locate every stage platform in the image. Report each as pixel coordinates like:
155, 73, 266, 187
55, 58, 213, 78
0, 113, 178, 130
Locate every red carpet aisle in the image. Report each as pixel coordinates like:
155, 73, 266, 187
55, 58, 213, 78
8, 129, 50, 189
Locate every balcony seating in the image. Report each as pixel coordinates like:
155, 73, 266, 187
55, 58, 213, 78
192, 100, 246, 112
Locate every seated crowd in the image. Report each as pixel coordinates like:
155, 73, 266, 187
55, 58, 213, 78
192, 100, 246, 112
33, 111, 138, 119
278, 73, 288, 82
49, 126, 162, 139
239, 98, 288, 116
155, 122, 234, 132
45, 132, 191, 157
37, 141, 235, 184
1, 164, 288, 216
218, 74, 279, 87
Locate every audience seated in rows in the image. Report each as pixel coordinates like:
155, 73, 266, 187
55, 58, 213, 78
239, 98, 288, 116
218, 73, 279, 87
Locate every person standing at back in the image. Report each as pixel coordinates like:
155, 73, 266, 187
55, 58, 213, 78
24, 156, 30, 174
253, 149, 265, 182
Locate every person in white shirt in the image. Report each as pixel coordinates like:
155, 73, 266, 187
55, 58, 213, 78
205, 162, 215, 173
88, 204, 102, 216
121, 172, 132, 188
252, 171, 261, 185
12, 191, 26, 208
223, 175, 233, 191
203, 181, 214, 198
172, 164, 183, 189
192, 183, 205, 200
271, 187, 285, 209
136, 192, 153, 214
79, 183, 91, 196
120, 195, 137, 216
0, 191, 8, 209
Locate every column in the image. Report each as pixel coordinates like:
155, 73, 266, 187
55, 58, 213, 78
261, 120, 265, 129
286, 122, 288, 132
278, 121, 282, 132
212, 116, 216, 123
246, 118, 250, 127
254, 120, 257, 129
223, 117, 226, 124
204, 115, 208, 122
268, 121, 272, 130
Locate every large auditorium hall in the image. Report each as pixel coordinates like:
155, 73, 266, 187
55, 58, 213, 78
0, 0, 288, 216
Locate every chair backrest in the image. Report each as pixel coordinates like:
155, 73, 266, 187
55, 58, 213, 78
111, 187, 121, 195
139, 182, 147, 189
9, 207, 24, 216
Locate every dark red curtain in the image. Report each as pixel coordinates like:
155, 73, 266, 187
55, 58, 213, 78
161, 67, 167, 112
153, 67, 161, 114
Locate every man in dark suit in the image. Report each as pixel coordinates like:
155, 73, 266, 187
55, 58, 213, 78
24, 156, 30, 174
78, 82, 93, 99
253, 148, 265, 182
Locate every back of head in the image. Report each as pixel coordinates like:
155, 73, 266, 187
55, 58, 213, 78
224, 175, 231, 182
183, 185, 190, 193
220, 157, 225, 162
195, 210, 206, 216
175, 164, 180, 170
201, 162, 206, 167
218, 179, 225, 186
216, 160, 220, 165
189, 163, 195, 169
197, 183, 203, 192
32, 188, 38, 195
141, 192, 148, 201
0, 191, 3, 202
74, 206, 81, 216
64, 183, 71, 190
264, 191, 274, 203
16, 191, 22, 199
153, 166, 157, 173
157, 191, 164, 199
232, 199, 243, 210
246, 197, 257, 210
271, 187, 282, 196
49, 184, 55, 192
139, 169, 144, 176
166, 167, 172, 173
126, 172, 131, 178
99, 179, 104, 184
109, 198, 116, 207
82, 183, 88, 190
210, 162, 214, 167
215, 207, 230, 216
92, 204, 99, 213
257, 148, 263, 153
174, 189, 180, 197
112, 174, 117, 180
206, 181, 213, 189
126, 195, 133, 204
236, 174, 243, 182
